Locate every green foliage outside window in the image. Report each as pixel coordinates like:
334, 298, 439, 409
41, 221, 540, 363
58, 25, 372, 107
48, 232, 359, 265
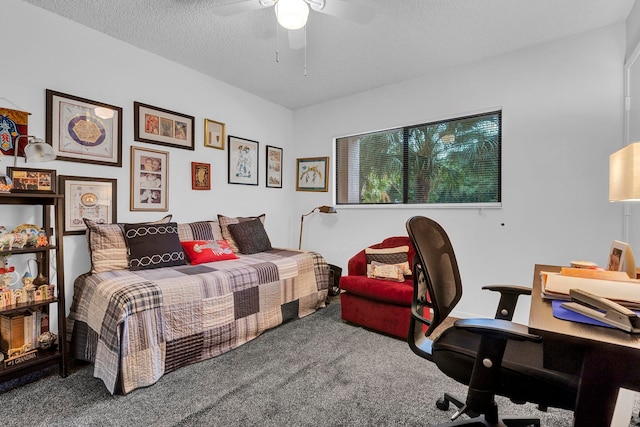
336, 110, 501, 205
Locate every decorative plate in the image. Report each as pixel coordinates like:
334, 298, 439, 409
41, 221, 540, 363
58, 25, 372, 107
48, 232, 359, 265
12, 224, 42, 246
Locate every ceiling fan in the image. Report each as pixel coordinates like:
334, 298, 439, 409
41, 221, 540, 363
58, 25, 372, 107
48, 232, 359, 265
212, 0, 375, 49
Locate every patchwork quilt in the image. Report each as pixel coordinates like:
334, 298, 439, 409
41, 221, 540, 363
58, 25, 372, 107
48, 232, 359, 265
68, 249, 329, 394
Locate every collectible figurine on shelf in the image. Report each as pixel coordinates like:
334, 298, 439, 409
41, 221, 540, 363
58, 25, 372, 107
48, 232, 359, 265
38, 332, 57, 350
36, 230, 48, 247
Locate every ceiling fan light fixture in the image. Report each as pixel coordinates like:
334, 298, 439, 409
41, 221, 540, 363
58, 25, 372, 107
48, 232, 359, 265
275, 0, 309, 30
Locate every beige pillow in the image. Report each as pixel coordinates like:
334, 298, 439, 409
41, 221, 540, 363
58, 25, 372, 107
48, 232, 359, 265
85, 215, 172, 273
368, 261, 405, 282
217, 214, 266, 253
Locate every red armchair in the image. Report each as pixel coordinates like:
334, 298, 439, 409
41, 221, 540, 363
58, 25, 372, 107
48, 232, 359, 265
339, 236, 417, 339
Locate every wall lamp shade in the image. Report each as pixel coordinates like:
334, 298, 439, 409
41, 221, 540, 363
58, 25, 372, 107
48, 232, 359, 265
13, 135, 56, 167
610, 142, 640, 201
298, 205, 337, 249
275, 0, 309, 30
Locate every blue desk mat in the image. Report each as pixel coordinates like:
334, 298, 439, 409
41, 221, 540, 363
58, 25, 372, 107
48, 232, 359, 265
551, 300, 640, 329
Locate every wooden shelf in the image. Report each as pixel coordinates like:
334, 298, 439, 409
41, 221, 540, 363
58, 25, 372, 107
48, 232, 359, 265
0, 191, 67, 381
0, 298, 59, 316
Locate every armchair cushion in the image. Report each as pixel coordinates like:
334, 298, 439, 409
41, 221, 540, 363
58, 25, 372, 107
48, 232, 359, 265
340, 274, 413, 305
347, 236, 416, 276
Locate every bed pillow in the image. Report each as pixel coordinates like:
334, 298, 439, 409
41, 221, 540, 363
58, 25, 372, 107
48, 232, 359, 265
365, 245, 411, 276
177, 221, 223, 242
227, 218, 272, 255
84, 214, 172, 273
368, 261, 405, 282
217, 214, 266, 253
180, 240, 238, 265
123, 222, 186, 270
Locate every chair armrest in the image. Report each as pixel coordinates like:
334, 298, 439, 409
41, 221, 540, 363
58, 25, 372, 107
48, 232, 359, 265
482, 284, 532, 321
454, 318, 541, 343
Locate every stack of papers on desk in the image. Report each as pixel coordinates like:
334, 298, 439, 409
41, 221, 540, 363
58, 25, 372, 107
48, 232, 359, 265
541, 268, 640, 308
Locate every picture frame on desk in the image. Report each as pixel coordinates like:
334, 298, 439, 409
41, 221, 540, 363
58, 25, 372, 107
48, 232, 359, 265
608, 240, 636, 278
6, 167, 56, 194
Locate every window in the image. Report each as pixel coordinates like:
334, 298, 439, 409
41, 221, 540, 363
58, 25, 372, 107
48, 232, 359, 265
336, 110, 501, 206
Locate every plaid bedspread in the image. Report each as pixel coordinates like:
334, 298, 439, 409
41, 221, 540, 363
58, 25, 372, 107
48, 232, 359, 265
68, 249, 329, 394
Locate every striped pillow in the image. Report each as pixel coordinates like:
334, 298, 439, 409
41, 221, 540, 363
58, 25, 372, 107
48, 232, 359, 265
177, 221, 223, 242
84, 215, 172, 273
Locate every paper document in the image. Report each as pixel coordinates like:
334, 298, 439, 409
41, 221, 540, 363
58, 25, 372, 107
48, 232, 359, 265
542, 271, 640, 307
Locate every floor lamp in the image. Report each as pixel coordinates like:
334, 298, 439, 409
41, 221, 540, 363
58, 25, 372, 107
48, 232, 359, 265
298, 205, 336, 250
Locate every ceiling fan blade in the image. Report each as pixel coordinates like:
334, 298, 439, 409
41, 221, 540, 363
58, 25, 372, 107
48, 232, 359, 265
312, 0, 375, 24
212, 0, 266, 16
288, 28, 306, 50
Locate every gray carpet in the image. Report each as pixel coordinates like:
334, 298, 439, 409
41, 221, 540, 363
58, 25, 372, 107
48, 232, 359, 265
0, 301, 630, 426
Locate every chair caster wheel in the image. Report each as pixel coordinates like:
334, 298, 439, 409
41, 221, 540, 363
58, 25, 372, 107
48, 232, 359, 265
436, 397, 450, 411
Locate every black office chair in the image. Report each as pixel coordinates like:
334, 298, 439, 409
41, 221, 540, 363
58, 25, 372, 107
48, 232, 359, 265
405, 216, 578, 427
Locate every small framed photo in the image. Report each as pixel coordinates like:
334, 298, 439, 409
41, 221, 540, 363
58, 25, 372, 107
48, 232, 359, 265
130, 146, 169, 211
7, 167, 56, 194
204, 118, 226, 150
608, 240, 636, 277
228, 136, 259, 186
266, 145, 283, 189
46, 89, 123, 167
296, 157, 329, 192
133, 102, 194, 150
192, 162, 211, 190
58, 175, 117, 235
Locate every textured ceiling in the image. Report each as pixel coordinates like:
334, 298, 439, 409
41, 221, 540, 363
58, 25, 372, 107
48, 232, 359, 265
22, 0, 635, 109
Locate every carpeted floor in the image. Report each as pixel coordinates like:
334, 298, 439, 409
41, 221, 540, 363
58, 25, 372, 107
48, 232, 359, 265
0, 299, 635, 426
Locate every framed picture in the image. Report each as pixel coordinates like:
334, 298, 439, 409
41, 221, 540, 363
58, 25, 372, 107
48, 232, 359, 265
58, 175, 117, 235
133, 102, 194, 150
192, 162, 211, 190
296, 157, 329, 192
204, 118, 225, 150
130, 146, 169, 211
608, 240, 636, 277
228, 136, 259, 186
266, 145, 282, 188
46, 89, 123, 167
6, 167, 56, 194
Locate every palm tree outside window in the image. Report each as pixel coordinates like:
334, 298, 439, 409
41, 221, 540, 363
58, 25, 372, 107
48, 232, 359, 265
335, 110, 501, 206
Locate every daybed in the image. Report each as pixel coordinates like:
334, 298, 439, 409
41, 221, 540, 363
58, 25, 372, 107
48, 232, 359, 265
339, 236, 416, 339
68, 215, 329, 394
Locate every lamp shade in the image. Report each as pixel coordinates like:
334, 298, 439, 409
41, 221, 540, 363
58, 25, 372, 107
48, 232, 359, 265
275, 0, 309, 30
610, 142, 640, 201
24, 138, 56, 162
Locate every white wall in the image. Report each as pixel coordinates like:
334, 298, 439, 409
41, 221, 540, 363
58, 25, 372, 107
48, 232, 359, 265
3, 0, 295, 328
293, 24, 626, 322
3, 0, 630, 327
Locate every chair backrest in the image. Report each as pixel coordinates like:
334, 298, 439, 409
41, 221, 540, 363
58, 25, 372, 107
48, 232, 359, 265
406, 216, 463, 351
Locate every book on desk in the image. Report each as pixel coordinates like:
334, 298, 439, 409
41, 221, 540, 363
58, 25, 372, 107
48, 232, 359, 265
541, 268, 640, 332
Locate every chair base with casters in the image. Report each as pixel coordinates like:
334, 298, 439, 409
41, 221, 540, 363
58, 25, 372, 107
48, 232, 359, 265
405, 216, 578, 426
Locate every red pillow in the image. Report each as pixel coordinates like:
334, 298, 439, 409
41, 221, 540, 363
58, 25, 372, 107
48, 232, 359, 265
180, 240, 238, 265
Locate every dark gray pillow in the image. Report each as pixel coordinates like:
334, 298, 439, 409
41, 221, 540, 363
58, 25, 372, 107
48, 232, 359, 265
365, 252, 408, 265
227, 218, 272, 254
123, 222, 186, 270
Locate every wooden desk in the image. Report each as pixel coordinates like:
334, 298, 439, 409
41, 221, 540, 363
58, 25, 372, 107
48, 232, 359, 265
529, 264, 640, 426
